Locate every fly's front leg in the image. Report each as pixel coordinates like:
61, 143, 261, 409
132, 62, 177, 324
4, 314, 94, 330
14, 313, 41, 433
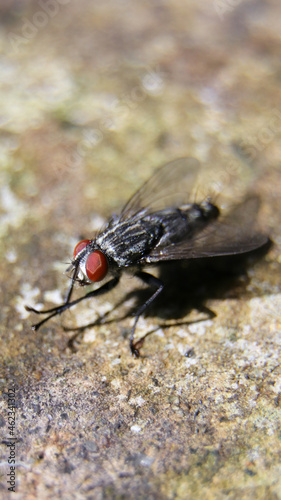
25, 265, 79, 329
64, 273, 76, 304
130, 271, 164, 357
25, 277, 120, 331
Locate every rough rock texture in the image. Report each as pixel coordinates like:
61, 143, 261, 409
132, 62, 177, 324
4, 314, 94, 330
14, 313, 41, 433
0, 1, 281, 498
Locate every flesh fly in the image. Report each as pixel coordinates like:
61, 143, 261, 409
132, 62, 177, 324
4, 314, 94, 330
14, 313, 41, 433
26, 157, 267, 356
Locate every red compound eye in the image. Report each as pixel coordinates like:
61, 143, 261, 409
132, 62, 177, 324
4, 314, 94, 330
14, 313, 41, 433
86, 250, 108, 282
73, 239, 91, 259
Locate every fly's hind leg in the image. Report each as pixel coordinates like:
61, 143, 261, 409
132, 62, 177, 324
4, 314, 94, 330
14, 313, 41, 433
130, 271, 164, 357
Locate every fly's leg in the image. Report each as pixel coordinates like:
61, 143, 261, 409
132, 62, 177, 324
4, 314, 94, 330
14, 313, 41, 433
64, 274, 76, 304
25, 277, 120, 331
130, 271, 164, 357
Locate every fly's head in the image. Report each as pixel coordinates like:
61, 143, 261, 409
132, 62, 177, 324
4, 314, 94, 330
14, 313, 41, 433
68, 239, 108, 286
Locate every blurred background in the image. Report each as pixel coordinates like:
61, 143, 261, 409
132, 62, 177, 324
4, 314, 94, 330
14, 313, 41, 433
1, 1, 281, 498
1, 0, 281, 236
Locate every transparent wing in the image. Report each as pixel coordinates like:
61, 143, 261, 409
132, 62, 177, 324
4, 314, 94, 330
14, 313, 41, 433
119, 157, 200, 220
146, 196, 268, 262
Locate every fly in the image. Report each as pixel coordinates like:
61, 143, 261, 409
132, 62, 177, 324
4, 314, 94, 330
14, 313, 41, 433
25, 157, 268, 356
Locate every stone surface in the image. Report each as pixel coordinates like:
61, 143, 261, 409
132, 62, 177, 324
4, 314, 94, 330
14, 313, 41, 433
0, 1, 281, 498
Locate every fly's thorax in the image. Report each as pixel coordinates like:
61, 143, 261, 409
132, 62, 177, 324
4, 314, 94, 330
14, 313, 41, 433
96, 217, 162, 267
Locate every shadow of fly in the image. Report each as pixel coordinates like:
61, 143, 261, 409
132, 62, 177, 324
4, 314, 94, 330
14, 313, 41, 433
26, 157, 268, 356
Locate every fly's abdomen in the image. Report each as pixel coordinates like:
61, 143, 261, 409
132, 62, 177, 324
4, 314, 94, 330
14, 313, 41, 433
149, 201, 220, 247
